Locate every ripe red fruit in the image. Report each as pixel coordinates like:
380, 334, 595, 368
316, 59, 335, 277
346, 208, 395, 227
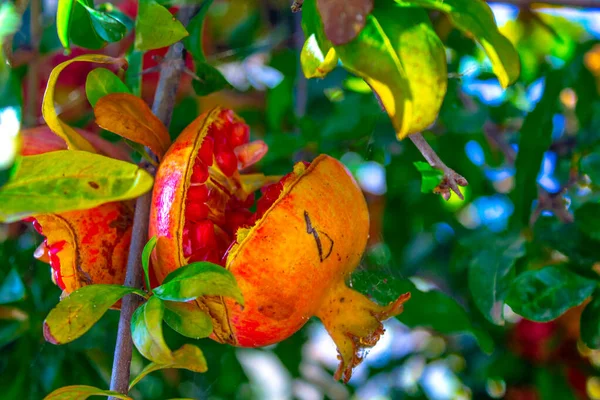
149, 108, 409, 382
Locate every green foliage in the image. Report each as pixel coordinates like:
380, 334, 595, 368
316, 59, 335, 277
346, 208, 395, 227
506, 266, 596, 322
153, 262, 243, 304
131, 296, 173, 364
44, 385, 132, 399
163, 301, 213, 339
414, 161, 444, 193
85, 68, 130, 107
43, 285, 146, 345
134, 0, 188, 51
0, 151, 154, 222
142, 236, 158, 293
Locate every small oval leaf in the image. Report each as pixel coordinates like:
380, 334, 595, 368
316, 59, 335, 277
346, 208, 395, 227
142, 236, 158, 292
85, 68, 131, 107
163, 301, 213, 339
0, 151, 154, 222
506, 266, 596, 322
44, 385, 132, 400
131, 296, 173, 364
153, 262, 244, 305
129, 344, 207, 390
94, 93, 171, 160
56, 0, 75, 52
42, 54, 127, 152
43, 284, 146, 345
135, 0, 189, 51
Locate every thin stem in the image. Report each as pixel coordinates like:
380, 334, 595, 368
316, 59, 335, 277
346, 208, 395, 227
108, 6, 199, 398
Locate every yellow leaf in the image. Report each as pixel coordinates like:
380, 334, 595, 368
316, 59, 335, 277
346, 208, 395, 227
42, 54, 127, 153
94, 93, 171, 160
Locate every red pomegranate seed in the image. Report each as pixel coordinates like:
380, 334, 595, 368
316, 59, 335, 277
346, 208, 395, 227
190, 220, 217, 250
186, 202, 210, 222
197, 137, 214, 166
27, 218, 43, 234
241, 192, 255, 209
215, 144, 238, 177
52, 269, 66, 290
225, 209, 253, 235
262, 182, 284, 201
220, 109, 235, 125
191, 160, 209, 184
182, 227, 193, 257
234, 140, 268, 169
229, 123, 250, 148
187, 185, 209, 202
188, 247, 220, 264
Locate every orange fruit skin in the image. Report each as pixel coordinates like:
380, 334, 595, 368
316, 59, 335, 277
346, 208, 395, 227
223, 155, 369, 347
21, 126, 133, 293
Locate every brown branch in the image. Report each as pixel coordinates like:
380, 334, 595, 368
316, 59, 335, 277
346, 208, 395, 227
487, 0, 600, 7
107, 6, 199, 398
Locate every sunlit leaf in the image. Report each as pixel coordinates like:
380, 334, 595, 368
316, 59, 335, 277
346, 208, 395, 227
56, 0, 77, 52
352, 270, 493, 353
0, 151, 153, 222
301, 0, 338, 80
129, 344, 207, 389
394, 0, 520, 87
0, 268, 26, 304
85, 68, 131, 107
316, 0, 373, 45
511, 70, 563, 227
163, 301, 213, 339
191, 62, 230, 96
182, 0, 213, 62
69, 0, 106, 50
333, 2, 447, 139
43, 385, 132, 400
135, 0, 189, 51
131, 296, 173, 364
79, 2, 127, 43
468, 234, 525, 325
153, 262, 243, 305
43, 284, 146, 345
506, 266, 596, 322
94, 93, 171, 159
42, 54, 127, 152
125, 50, 143, 97
581, 292, 600, 349
413, 161, 443, 193
142, 236, 158, 292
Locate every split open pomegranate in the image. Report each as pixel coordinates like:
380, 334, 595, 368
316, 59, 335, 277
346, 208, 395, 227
21, 126, 133, 293
150, 108, 410, 382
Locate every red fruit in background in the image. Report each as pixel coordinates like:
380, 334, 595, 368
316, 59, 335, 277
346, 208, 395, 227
20, 127, 133, 293
149, 107, 410, 382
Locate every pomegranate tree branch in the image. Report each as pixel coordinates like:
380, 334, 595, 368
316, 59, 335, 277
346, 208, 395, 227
487, 0, 600, 7
409, 133, 469, 200
108, 6, 199, 397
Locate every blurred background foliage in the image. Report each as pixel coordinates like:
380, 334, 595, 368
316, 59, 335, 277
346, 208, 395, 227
1, 0, 600, 399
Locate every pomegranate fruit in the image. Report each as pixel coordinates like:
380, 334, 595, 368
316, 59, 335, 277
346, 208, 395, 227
150, 108, 410, 382
21, 127, 133, 293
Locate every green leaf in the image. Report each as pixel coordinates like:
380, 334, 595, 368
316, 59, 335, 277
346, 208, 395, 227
129, 344, 207, 390
413, 161, 443, 193
393, 0, 520, 87
511, 70, 563, 228
135, 0, 189, 51
468, 234, 525, 325
43, 284, 146, 345
0, 2, 20, 41
0, 268, 25, 304
131, 296, 173, 364
70, 0, 106, 50
43, 385, 132, 400
142, 236, 158, 293
182, 0, 213, 62
56, 0, 76, 52
153, 262, 244, 305
332, 2, 447, 139
581, 153, 600, 184
191, 62, 230, 96
581, 292, 600, 349
163, 301, 213, 339
85, 68, 131, 107
0, 151, 154, 222
300, 1, 338, 80
125, 50, 143, 97
575, 203, 600, 241
79, 2, 127, 43
506, 266, 596, 322
352, 271, 493, 353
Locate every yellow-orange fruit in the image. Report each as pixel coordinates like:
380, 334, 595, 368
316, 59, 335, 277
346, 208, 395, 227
21, 126, 133, 293
150, 108, 409, 382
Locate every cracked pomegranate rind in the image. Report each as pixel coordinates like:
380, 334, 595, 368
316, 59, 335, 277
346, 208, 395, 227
150, 109, 410, 382
21, 126, 134, 293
